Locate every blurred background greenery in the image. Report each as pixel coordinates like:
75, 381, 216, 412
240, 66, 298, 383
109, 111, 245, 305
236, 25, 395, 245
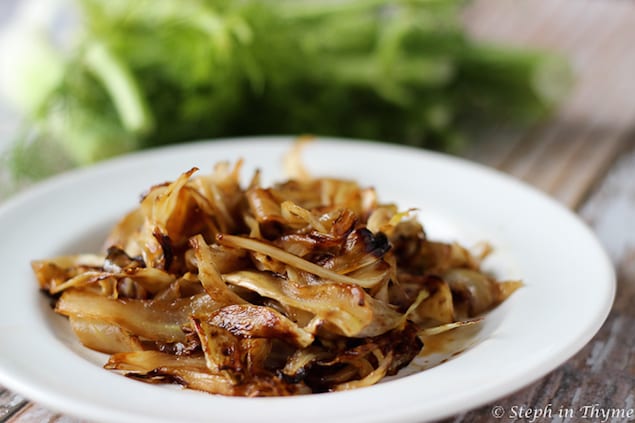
0, 0, 571, 195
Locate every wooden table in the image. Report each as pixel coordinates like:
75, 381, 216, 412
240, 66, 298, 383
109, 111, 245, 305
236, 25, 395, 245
1, 0, 634, 421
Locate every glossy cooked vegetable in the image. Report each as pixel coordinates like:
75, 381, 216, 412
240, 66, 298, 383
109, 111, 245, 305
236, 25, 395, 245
32, 142, 522, 395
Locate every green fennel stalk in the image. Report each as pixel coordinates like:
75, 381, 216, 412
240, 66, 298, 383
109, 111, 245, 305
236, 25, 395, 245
4, 0, 571, 184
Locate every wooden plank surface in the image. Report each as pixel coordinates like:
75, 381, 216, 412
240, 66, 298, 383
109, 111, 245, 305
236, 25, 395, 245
441, 139, 635, 423
0, 389, 26, 421
451, 0, 635, 421
462, 0, 635, 209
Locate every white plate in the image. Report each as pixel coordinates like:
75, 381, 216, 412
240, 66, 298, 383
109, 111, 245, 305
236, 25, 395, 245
0, 137, 614, 423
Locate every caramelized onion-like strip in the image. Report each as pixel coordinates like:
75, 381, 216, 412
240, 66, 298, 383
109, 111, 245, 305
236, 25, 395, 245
192, 318, 243, 380
137, 168, 199, 268
224, 271, 401, 337
418, 318, 483, 337
217, 235, 380, 288
106, 350, 208, 372
345, 260, 392, 290
56, 290, 221, 343
283, 136, 313, 182
334, 351, 393, 391
49, 267, 175, 296
32, 255, 105, 292
246, 188, 286, 229
49, 271, 112, 295
324, 229, 389, 274
190, 235, 246, 305
208, 304, 314, 348
32, 254, 105, 271
105, 350, 238, 395
280, 201, 327, 233
70, 317, 143, 354
103, 208, 145, 255
106, 351, 309, 396
414, 277, 455, 324
444, 269, 497, 316
497, 280, 524, 302
282, 346, 332, 379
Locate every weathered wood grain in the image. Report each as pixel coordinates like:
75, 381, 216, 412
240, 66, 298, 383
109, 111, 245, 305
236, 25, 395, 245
440, 139, 635, 423
462, 0, 635, 210
465, 124, 631, 209
463, 0, 635, 128
6, 404, 78, 423
444, 0, 635, 420
0, 389, 27, 422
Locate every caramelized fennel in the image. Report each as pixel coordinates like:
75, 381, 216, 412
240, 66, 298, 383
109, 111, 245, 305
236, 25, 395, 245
33, 142, 521, 396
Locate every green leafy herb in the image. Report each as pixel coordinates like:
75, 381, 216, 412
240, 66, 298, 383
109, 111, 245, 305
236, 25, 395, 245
6, 0, 571, 182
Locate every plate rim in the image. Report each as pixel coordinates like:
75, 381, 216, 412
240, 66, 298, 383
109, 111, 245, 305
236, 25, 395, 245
0, 136, 616, 423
